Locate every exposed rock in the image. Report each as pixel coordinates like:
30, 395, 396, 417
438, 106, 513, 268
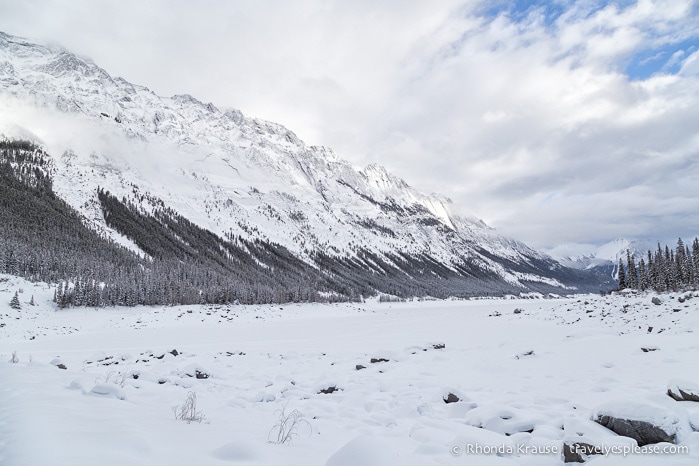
170, 349, 179, 356
195, 370, 209, 379
431, 343, 446, 350
370, 358, 389, 363
50, 358, 66, 370
593, 402, 686, 446
667, 380, 699, 402
641, 347, 659, 353
596, 415, 675, 445
515, 350, 535, 359
443, 392, 460, 404
651, 296, 662, 305
319, 385, 340, 394
355, 364, 366, 371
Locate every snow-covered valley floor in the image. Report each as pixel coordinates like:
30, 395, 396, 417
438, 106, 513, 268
1, 274, 698, 465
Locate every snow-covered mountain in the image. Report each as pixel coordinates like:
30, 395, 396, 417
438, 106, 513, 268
0, 31, 604, 296
546, 238, 663, 280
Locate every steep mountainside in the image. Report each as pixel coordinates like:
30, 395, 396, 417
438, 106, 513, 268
0, 31, 607, 301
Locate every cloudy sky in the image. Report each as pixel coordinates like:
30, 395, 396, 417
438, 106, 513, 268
1, 0, 698, 250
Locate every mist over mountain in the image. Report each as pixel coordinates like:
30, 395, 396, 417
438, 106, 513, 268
0, 31, 609, 304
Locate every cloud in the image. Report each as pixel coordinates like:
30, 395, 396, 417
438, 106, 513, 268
1, 0, 698, 249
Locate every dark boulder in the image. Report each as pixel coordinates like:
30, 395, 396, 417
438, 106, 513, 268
443, 392, 460, 404
319, 385, 340, 394
667, 380, 699, 402
595, 415, 675, 446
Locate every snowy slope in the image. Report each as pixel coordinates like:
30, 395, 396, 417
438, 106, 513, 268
1, 274, 698, 465
547, 238, 661, 276
0, 30, 591, 292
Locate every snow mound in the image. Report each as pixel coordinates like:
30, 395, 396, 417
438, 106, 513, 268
210, 440, 262, 462
89, 383, 127, 400
325, 435, 400, 466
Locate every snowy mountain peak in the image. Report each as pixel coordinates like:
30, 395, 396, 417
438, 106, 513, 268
0, 30, 606, 295
547, 238, 664, 275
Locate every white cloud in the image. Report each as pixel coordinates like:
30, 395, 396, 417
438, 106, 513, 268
679, 49, 699, 75
1, 0, 698, 249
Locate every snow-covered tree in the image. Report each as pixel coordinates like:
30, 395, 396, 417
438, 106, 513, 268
626, 250, 638, 290
617, 258, 626, 290
10, 291, 21, 309
638, 258, 648, 291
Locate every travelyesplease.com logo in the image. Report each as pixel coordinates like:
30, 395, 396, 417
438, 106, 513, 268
449, 442, 689, 458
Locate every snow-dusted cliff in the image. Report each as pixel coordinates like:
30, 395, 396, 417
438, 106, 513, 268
0, 31, 602, 293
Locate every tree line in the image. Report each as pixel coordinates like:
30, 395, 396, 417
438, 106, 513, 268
1, 139, 601, 308
617, 238, 699, 291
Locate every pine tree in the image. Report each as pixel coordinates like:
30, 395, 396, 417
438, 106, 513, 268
10, 291, 21, 309
617, 258, 626, 289
684, 245, 693, 286
29, 295, 35, 306
638, 258, 648, 291
654, 244, 665, 290
646, 251, 657, 290
675, 238, 686, 288
665, 246, 675, 290
626, 250, 638, 290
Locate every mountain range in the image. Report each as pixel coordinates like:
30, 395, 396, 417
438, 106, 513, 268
0, 30, 610, 303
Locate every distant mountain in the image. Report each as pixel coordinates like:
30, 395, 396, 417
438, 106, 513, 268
546, 238, 662, 280
0, 31, 608, 304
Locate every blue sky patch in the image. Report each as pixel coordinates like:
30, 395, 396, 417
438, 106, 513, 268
478, 0, 566, 27
625, 38, 699, 79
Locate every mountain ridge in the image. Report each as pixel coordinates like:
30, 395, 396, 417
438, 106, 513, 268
0, 30, 609, 300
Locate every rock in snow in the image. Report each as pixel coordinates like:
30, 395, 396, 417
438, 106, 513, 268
593, 401, 690, 446
667, 379, 699, 402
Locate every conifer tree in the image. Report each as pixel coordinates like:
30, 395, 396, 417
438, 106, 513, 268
617, 258, 626, 289
684, 244, 693, 286
10, 291, 21, 309
654, 244, 665, 290
638, 258, 648, 291
646, 251, 657, 290
675, 238, 686, 287
626, 250, 638, 290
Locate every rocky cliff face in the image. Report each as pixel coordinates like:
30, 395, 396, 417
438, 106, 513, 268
0, 30, 605, 296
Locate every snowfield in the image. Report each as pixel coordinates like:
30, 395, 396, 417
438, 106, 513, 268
1, 274, 698, 465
